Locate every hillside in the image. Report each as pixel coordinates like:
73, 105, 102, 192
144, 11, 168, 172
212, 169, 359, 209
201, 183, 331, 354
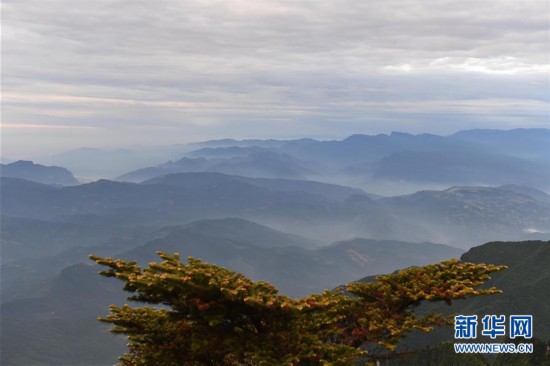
380, 186, 550, 245
0, 160, 79, 186
387, 240, 550, 359
121, 226, 462, 297
0, 264, 127, 366
2, 175, 547, 246
458, 241, 550, 339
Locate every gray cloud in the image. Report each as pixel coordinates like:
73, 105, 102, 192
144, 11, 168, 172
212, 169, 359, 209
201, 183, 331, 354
2, 0, 549, 157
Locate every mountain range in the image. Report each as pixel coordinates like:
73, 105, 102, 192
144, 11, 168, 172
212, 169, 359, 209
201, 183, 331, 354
2, 173, 548, 246
2, 128, 548, 365
29, 129, 550, 193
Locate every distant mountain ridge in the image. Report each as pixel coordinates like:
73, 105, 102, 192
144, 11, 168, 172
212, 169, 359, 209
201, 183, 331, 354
111, 128, 550, 192
0, 160, 79, 186
117, 151, 314, 182
451, 128, 550, 164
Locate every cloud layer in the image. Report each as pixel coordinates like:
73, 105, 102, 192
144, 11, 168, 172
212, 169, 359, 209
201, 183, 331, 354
2, 0, 549, 156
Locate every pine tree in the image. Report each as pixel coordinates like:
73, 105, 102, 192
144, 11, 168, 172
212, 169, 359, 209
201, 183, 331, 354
90, 252, 505, 365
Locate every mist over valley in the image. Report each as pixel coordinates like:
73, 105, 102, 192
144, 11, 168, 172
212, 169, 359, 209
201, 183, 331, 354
2, 127, 550, 365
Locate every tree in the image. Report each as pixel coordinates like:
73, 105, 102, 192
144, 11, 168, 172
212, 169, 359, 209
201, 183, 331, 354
90, 252, 506, 365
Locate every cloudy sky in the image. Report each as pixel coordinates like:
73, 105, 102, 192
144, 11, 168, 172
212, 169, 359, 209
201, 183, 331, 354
2, 0, 549, 157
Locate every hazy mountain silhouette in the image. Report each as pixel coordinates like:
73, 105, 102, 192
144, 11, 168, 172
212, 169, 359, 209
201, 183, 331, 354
0, 160, 79, 186
117, 151, 314, 182
109, 129, 550, 193
366, 150, 548, 188
451, 128, 550, 165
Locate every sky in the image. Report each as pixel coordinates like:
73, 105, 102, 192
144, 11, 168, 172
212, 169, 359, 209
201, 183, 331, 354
2, 0, 549, 158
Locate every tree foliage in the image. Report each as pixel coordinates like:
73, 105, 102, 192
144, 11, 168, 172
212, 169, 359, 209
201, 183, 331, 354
90, 252, 506, 365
